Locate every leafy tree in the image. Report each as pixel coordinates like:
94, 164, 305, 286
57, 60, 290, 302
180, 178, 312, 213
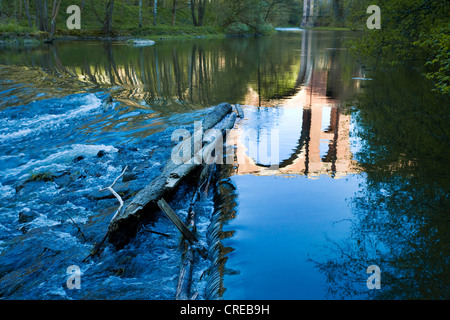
415, 26, 450, 95
349, 0, 450, 95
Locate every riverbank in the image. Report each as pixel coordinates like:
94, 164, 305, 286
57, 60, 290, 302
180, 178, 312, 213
0, 26, 363, 48
0, 25, 228, 47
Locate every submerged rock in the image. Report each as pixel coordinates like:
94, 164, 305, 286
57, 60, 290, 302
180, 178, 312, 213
122, 167, 138, 182
97, 150, 107, 158
53, 172, 72, 189
18, 209, 38, 223
73, 156, 84, 163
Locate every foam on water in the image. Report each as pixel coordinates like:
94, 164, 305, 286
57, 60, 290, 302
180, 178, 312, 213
0, 183, 15, 201
0, 94, 102, 142
1, 144, 118, 180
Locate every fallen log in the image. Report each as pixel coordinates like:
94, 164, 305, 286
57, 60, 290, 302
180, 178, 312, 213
176, 163, 214, 300
105, 103, 236, 248
175, 202, 196, 300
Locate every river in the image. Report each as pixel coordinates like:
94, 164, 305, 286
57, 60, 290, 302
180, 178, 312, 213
0, 30, 448, 300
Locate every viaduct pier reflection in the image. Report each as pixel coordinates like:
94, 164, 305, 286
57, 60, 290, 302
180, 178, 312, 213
231, 31, 360, 178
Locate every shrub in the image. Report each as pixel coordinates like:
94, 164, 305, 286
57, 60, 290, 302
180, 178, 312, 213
225, 22, 250, 36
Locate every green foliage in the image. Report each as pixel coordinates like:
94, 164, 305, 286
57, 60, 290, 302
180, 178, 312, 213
225, 22, 251, 36
0, 0, 301, 38
348, 0, 450, 95
415, 26, 450, 95
212, 0, 280, 36
0, 18, 28, 33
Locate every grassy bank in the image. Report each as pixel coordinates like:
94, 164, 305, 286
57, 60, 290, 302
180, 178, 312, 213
0, 1, 271, 44
0, 0, 294, 45
0, 2, 223, 43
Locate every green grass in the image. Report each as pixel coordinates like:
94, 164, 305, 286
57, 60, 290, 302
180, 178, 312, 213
0, 1, 223, 38
0, 1, 277, 41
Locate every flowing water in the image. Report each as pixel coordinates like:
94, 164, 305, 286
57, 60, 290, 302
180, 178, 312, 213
0, 31, 448, 300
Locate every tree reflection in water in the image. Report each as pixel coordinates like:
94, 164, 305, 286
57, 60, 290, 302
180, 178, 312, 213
311, 66, 450, 300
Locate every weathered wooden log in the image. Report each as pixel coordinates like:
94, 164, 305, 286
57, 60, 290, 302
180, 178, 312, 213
105, 103, 236, 247
175, 207, 196, 300
175, 163, 214, 300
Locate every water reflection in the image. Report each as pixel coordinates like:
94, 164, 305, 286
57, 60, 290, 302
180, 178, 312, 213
311, 66, 450, 299
209, 31, 368, 300
0, 36, 305, 113
2, 32, 355, 300
231, 31, 360, 178
1, 30, 445, 300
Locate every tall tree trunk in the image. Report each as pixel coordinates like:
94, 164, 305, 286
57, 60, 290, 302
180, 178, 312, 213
332, 0, 344, 23
90, 0, 115, 35
23, 0, 33, 29
153, 0, 157, 26
171, 0, 178, 26
138, 0, 142, 28
104, 0, 115, 34
190, 0, 206, 27
190, 0, 197, 26
197, 0, 205, 26
18, 0, 23, 20
35, 0, 48, 32
49, 0, 61, 35
35, 0, 42, 30
43, 0, 48, 31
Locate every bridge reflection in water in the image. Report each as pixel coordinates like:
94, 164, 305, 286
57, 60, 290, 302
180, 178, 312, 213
229, 32, 360, 178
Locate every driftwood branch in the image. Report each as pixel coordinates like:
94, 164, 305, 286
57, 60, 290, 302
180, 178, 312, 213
83, 166, 128, 261
141, 225, 170, 238
157, 198, 198, 245
175, 161, 214, 300
99, 165, 128, 223
175, 191, 199, 300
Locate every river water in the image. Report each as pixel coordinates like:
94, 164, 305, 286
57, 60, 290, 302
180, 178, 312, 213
0, 31, 448, 300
